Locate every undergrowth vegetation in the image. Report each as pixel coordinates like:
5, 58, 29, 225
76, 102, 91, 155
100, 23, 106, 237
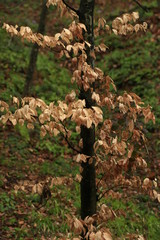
0, 0, 160, 239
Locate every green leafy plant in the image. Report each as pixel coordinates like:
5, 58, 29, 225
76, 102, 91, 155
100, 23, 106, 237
0, 193, 16, 212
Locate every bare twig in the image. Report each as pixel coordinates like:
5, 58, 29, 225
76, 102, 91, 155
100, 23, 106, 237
33, 115, 81, 153
64, 133, 81, 153
62, 0, 79, 15
97, 183, 144, 201
96, 174, 105, 189
132, 0, 149, 12
97, 185, 116, 201
60, 120, 81, 153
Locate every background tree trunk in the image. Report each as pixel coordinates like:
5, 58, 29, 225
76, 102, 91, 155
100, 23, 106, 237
78, 0, 97, 221
23, 0, 48, 96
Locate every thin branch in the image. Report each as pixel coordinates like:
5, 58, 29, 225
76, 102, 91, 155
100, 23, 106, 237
62, 0, 79, 15
64, 133, 81, 153
96, 174, 105, 189
97, 184, 128, 201
60, 120, 81, 153
97, 185, 116, 201
32, 115, 81, 153
97, 183, 144, 201
132, 0, 149, 12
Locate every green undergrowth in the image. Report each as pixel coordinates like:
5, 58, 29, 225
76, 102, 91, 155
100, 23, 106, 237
35, 51, 73, 102
101, 197, 160, 239
0, 126, 79, 238
0, 28, 73, 103
0, 184, 79, 239
97, 31, 160, 130
0, 124, 159, 239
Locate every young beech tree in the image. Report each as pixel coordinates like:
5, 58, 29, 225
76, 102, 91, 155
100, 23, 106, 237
0, 0, 159, 239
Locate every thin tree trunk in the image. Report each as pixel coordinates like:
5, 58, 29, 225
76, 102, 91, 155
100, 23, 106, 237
78, 0, 97, 221
23, 0, 48, 96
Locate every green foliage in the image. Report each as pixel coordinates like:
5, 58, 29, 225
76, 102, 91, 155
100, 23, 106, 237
98, 31, 160, 129
0, 28, 73, 104
102, 198, 160, 239
26, 183, 80, 237
40, 161, 67, 176
35, 52, 73, 102
36, 137, 65, 155
0, 29, 28, 101
30, 210, 69, 237
15, 124, 30, 142
1, 130, 30, 160
11, 227, 28, 240
0, 193, 16, 212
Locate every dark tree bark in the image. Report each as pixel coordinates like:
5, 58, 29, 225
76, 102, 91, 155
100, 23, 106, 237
78, 0, 97, 221
23, 0, 48, 96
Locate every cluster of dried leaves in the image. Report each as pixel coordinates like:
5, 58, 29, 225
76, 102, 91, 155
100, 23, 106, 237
0, 0, 159, 239
66, 209, 146, 240
3, 9, 147, 61
111, 12, 147, 35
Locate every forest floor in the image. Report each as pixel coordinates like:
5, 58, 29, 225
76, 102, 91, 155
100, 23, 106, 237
0, 0, 160, 239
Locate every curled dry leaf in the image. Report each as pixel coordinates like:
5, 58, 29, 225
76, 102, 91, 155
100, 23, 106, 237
132, 12, 139, 21
98, 43, 108, 52
13, 97, 19, 106
32, 183, 43, 195
73, 218, 85, 235
143, 178, 150, 187
137, 235, 145, 240
98, 18, 106, 29
75, 154, 88, 163
27, 123, 34, 129
75, 174, 82, 183
65, 90, 76, 103
92, 92, 100, 103
128, 119, 134, 132
103, 231, 112, 240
